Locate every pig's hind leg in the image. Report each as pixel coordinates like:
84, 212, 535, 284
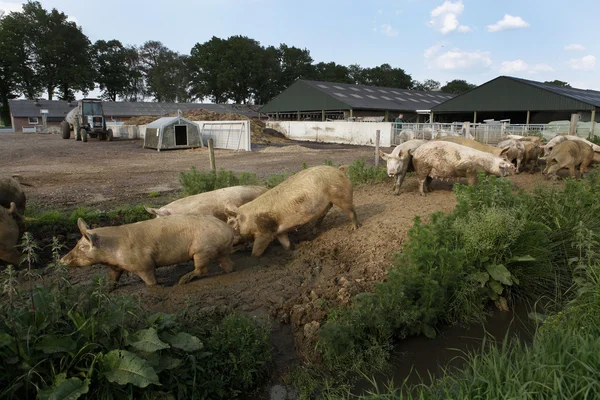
178, 253, 212, 285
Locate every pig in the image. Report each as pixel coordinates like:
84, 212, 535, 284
145, 185, 268, 221
541, 135, 600, 158
409, 141, 516, 196
542, 140, 594, 180
0, 176, 30, 216
0, 203, 21, 266
60, 214, 235, 286
436, 136, 511, 159
497, 139, 526, 173
379, 139, 427, 195
225, 165, 360, 257
521, 141, 541, 174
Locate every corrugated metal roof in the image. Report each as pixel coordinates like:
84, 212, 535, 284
510, 77, 600, 107
146, 116, 192, 128
302, 80, 455, 111
8, 100, 261, 119
432, 76, 600, 113
259, 79, 455, 113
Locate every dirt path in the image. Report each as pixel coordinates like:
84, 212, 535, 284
1, 132, 565, 381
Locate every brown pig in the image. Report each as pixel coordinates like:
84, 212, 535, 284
225, 165, 360, 257
60, 214, 235, 286
0, 176, 29, 216
0, 203, 21, 266
145, 185, 268, 221
436, 136, 511, 159
542, 140, 594, 180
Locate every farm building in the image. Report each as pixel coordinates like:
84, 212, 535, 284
7, 99, 261, 133
431, 76, 600, 127
259, 79, 456, 122
143, 116, 203, 151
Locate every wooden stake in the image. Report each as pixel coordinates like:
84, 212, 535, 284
208, 138, 216, 171
375, 130, 381, 166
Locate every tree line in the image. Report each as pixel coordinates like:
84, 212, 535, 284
0, 1, 478, 124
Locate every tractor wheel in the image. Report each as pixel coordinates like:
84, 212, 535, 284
75, 121, 81, 141
107, 129, 113, 142
61, 121, 70, 139
81, 129, 88, 143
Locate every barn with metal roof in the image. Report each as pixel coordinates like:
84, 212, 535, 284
431, 76, 600, 127
8, 99, 261, 133
259, 79, 456, 122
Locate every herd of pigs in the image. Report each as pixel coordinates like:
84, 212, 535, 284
0, 133, 598, 288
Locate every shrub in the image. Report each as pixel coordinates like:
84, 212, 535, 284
179, 167, 260, 196
0, 255, 272, 399
346, 158, 387, 186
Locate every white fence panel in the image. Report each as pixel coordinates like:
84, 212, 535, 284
266, 121, 393, 147
107, 124, 140, 139
196, 120, 251, 151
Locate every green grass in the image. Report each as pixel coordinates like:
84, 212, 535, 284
346, 158, 388, 186
147, 191, 160, 198
299, 171, 600, 396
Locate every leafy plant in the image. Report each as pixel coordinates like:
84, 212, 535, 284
346, 158, 387, 186
178, 167, 260, 196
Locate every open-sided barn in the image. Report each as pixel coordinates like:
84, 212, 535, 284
431, 76, 600, 128
259, 79, 456, 122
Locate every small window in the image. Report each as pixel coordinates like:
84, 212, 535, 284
28, 117, 39, 124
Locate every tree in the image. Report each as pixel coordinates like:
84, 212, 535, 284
122, 46, 145, 101
361, 64, 413, 89
348, 64, 367, 85
251, 45, 282, 105
278, 44, 314, 89
189, 36, 229, 102
544, 80, 571, 87
139, 41, 191, 102
93, 40, 134, 101
440, 79, 477, 94
413, 79, 441, 92
312, 62, 352, 83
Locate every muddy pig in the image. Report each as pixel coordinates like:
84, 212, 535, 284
0, 203, 21, 266
436, 136, 511, 159
0, 176, 30, 215
542, 140, 594, 180
145, 185, 268, 221
410, 141, 515, 196
225, 165, 360, 257
60, 214, 235, 286
379, 139, 427, 195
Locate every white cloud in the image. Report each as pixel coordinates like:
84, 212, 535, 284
487, 14, 530, 32
428, 0, 471, 35
426, 47, 492, 70
500, 59, 553, 74
567, 55, 596, 71
564, 44, 585, 51
378, 24, 398, 37
424, 43, 445, 59
0, 1, 23, 15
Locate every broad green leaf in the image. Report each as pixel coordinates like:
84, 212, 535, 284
156, 355, 182, 373
130, 328, 170, 353
147, 312, 177, 330
511, 275, 520, 285
422, 324, 437, 339
469, 271, 490, 287
39, 377, 89, 400
489, 279, 504, 295
509, 255, 536, 263
101, 350, 160, 388
486, 264, 512, 286
488, 288, 499, 301
162, 332, 203, 352
0, 333, 13, 348
35, 336, 77, 354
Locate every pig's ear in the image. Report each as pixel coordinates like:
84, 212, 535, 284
379, 151, 389, 160
500, 147, 510, 158
7, 202, 17, 215
77, 218, 90, 235
224, 202, 239, 217
87, 232, 100, 248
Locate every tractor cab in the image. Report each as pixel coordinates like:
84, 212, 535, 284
80, 99, 106, 133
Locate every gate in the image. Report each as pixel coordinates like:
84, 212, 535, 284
197, 121, 251, 151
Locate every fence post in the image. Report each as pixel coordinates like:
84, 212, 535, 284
375, 130, 381, 166
208, 139, 216, 171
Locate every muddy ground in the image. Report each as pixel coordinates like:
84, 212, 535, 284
1, 132, 566, 385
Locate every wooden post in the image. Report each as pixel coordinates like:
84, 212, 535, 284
349, 109, 353, 118
297, 111, 300, 121
322, 110, 325, 121
208, 139, 216, 171
526, 110, 531, 125
473, 111, 477, 124
590, 109, 596, 139
385, 110, 389, 122
375, 130, 381, 167
569, 113, 578, 136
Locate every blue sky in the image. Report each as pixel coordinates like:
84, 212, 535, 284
2, 0, 599, 97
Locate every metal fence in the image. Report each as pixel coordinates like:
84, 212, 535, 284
391, 122, 590, 146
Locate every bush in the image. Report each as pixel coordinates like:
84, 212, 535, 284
313, 172, 600, 390
346, 158, 387, 186
0, 261, 272, 399
179, 167, 260, 196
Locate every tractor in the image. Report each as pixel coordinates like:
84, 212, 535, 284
61, 98, 113, 142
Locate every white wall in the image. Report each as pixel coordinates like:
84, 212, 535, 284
266, 121, 393, 147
